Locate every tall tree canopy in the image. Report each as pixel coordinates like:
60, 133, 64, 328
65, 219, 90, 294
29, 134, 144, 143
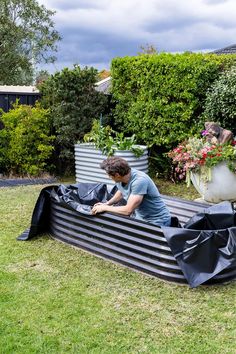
39, 65, 109, 174
0, 0, 61, 85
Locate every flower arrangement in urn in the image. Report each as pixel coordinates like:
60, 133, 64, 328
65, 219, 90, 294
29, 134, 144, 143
168, 122, 236, 186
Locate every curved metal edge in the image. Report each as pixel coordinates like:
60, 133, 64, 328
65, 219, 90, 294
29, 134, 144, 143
49, 200, 236, 286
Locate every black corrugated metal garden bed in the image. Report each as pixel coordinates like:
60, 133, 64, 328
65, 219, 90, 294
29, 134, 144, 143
18, 183, 236, 287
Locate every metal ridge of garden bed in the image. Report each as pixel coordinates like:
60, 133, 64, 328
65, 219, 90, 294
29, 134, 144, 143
49, 196, 236, 285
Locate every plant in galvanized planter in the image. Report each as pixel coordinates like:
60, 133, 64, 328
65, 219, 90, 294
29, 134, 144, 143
83, 120, 144, 157
74, 120, 148, 186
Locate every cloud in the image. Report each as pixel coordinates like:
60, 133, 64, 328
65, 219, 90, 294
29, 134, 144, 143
38, 0, 236, 72
42, 0, 108, 10
203, 0, 229, 4
54, 27, 139, 66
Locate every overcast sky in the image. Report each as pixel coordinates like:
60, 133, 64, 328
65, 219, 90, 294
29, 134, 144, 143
38, 0, 236, 73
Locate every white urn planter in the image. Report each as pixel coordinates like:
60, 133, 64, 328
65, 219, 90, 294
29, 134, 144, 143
74, 143, 148, 188
190, 161, 236, 203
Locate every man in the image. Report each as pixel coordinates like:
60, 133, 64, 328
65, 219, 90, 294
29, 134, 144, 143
92, 156, 171, 227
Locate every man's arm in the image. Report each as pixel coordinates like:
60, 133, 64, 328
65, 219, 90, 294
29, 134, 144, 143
92, 194, 143, 216
93, 190, 123, 208
106, 190, 123, 205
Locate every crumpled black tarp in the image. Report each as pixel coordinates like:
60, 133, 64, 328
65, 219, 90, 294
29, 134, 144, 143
162, 201, 236, 288
18, 183, 112, 240
17, 183, 236, 288
51, 182, 110, 214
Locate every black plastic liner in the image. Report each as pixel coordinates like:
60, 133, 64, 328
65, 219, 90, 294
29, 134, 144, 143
18, 183, 116, 240
162, 202, 236, 287
18, 183, 236, 287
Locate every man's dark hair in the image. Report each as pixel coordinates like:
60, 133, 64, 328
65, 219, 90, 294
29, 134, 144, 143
100, 156, 131, 176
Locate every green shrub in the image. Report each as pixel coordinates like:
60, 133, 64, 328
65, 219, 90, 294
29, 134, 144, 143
39, 65, 108, 173
0, 123, 10, 173
202, 66, 236, 134
0, 103, 55, 176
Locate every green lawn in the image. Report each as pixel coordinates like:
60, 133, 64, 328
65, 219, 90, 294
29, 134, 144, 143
0, 182, 235, 354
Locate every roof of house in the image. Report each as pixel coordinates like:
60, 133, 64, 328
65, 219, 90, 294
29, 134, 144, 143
0, 85, 39, 94
95, 77, 111, 94
210, 44, 236, 55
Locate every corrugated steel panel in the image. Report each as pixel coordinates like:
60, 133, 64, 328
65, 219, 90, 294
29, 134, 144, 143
75, 143, 148, 187
49, 196, 236, 284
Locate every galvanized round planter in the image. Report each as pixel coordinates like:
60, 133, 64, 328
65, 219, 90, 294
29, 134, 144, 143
74, 143, 148, 187
49, 195, 236, 285
191, 162, 236, 203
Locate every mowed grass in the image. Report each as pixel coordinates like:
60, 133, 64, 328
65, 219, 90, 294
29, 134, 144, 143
0, 182, 235, 354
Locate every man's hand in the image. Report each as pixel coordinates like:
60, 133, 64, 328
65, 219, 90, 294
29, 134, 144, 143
92, 203, 108, 215
91, 194, 143, 217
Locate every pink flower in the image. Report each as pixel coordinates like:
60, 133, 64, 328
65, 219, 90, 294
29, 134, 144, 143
169, 134, 236, 183
201, 130, 209, 136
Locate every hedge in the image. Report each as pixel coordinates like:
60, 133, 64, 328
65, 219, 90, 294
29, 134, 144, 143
111, 52, 236, 149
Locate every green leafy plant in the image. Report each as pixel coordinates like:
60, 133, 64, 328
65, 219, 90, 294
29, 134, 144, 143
83, 120, 144, 157
202, 66, 236, 135
0, 102, 55, 176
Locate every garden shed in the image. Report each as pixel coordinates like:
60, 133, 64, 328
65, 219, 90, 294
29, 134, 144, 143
0, 85, 40, 112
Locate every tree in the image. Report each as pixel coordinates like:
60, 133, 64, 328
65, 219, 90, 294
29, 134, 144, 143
40, 65, 108, 174
0, 0, 61, 85
138, 43, 158, 55
35, 69, 51, 87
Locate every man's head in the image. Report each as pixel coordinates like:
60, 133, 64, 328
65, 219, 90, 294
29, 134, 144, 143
100, 156, 131, 178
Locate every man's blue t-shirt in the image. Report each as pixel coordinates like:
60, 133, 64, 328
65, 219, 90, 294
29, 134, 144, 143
116, 168, 171, 226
